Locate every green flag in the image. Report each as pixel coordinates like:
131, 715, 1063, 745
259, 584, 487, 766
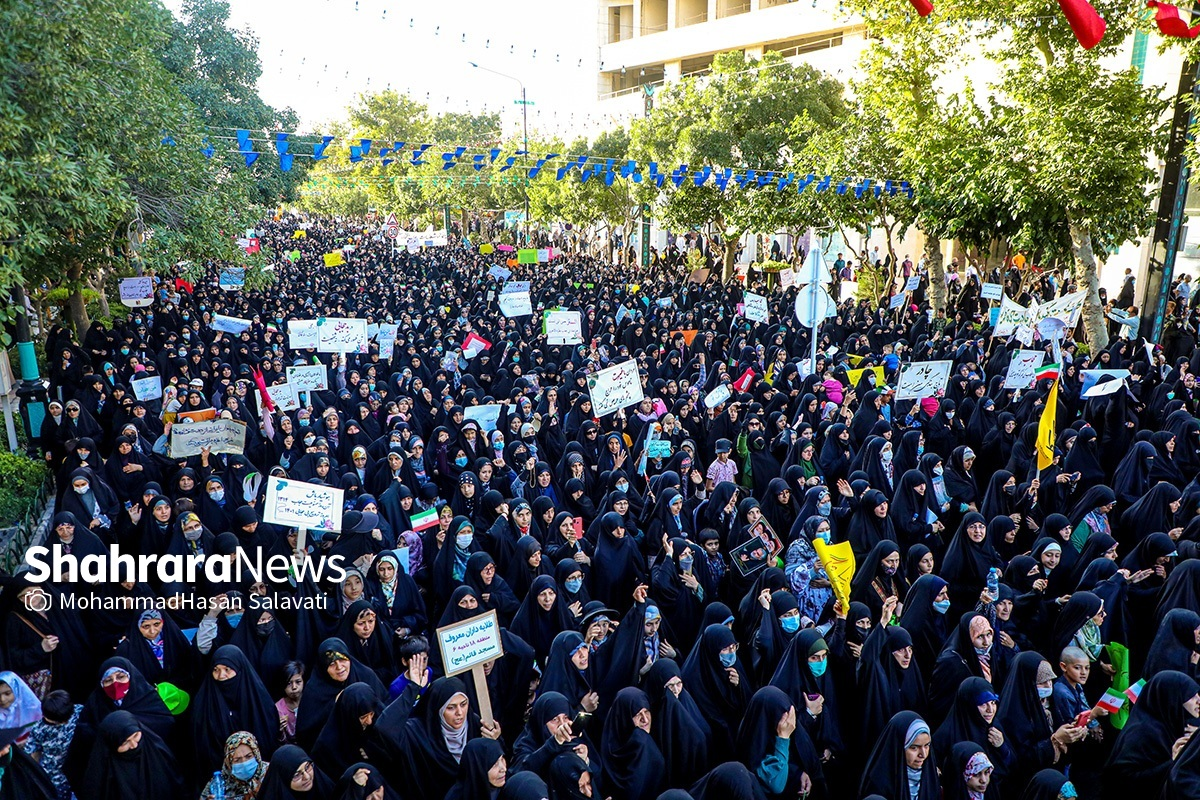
1105, 642, 1131, 730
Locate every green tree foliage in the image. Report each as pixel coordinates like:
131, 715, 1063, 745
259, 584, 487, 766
843, 1, 1168, 343
0, 0, 288, 335
631, 51, 845, 275
163, 0, 305, 205
298, 90, 522, 231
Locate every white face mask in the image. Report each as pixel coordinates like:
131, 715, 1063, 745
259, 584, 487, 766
74, 485, 89, 495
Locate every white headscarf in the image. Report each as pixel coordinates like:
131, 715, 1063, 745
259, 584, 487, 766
440, 692, 470, 762
0, 671, 43, 729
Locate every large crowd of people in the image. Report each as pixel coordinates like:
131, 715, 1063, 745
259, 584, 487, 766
2, 213, 1200, 800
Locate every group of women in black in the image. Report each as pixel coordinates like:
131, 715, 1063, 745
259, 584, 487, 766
3, 214, 1200, 800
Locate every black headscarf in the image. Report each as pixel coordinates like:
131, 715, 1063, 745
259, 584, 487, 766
81, 710, 184, 800
736, 685, 826, 800
601, 687, 666, 800
192, 644, 280, 773
858, 710, 940, 800
1144, 608, 1200, 679
296, 637, 388, 748
643, 658, 711, 789
940, 512, 1003, 619
445, 737, 505, 800
256, 745, 336, 800
400, 677, 482, 800
680, 623, 751, 753
1104, 669, 1199, 798
511, 574, 577, 665
899, 574, 950, 679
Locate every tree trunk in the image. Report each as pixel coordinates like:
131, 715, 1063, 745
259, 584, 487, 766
723, 238, 739, 280
88, 269, 111, 319
923, 233, 947, 312
1069, 221, 1109, 351
66, 261, 91, 336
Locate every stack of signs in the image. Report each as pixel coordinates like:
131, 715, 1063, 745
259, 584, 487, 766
545, 311, 583, 345
743, 292, 769, 324
586, 360, 645, 418
263, 477, 344, 532
1003, 351, 1046, 390
894, 360, 954, 400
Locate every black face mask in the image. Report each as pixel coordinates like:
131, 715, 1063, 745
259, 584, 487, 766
257, 620, 276, 638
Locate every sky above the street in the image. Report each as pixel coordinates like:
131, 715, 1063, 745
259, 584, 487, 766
167, 0, 602, 136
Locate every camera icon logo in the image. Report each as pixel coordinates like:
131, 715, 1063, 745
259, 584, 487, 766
22, 587, 51, 612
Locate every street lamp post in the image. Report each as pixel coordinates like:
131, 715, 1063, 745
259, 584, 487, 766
469, 62, 530, 245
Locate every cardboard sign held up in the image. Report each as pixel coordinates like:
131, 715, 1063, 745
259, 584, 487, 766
436, 610, 505, 724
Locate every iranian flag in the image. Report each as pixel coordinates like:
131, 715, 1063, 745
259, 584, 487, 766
1096, 688, 1127, 715
410, 507, 439, 531
1034, 363, 1060, 382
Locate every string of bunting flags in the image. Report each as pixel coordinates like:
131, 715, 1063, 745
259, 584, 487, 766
164, 130, 914, 198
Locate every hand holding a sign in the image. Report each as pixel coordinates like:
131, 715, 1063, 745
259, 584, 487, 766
480, 719, 502, 740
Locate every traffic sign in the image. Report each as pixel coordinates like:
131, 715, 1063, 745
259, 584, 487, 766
795, 284, 836, 328
385, 212, 398, 240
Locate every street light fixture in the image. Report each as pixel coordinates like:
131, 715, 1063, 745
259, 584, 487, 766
469, 61, 530, 245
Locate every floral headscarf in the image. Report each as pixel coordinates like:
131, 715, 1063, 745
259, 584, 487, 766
219, 730, 266, 798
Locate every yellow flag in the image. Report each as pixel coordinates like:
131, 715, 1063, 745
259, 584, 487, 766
846, 366, 885, 389
846, 353, 865, 366
813, 539, 855, 613
323, 251, 344, 267
1036, 378, 1058, 471
292, 229, 306, 239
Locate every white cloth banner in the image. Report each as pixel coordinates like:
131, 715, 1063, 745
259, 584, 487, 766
1034, 290, 1087, 329
994, 296, 1035, 338
587, 359, 644, 417
169, 418, 247, 458
212, 314, 252, 334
